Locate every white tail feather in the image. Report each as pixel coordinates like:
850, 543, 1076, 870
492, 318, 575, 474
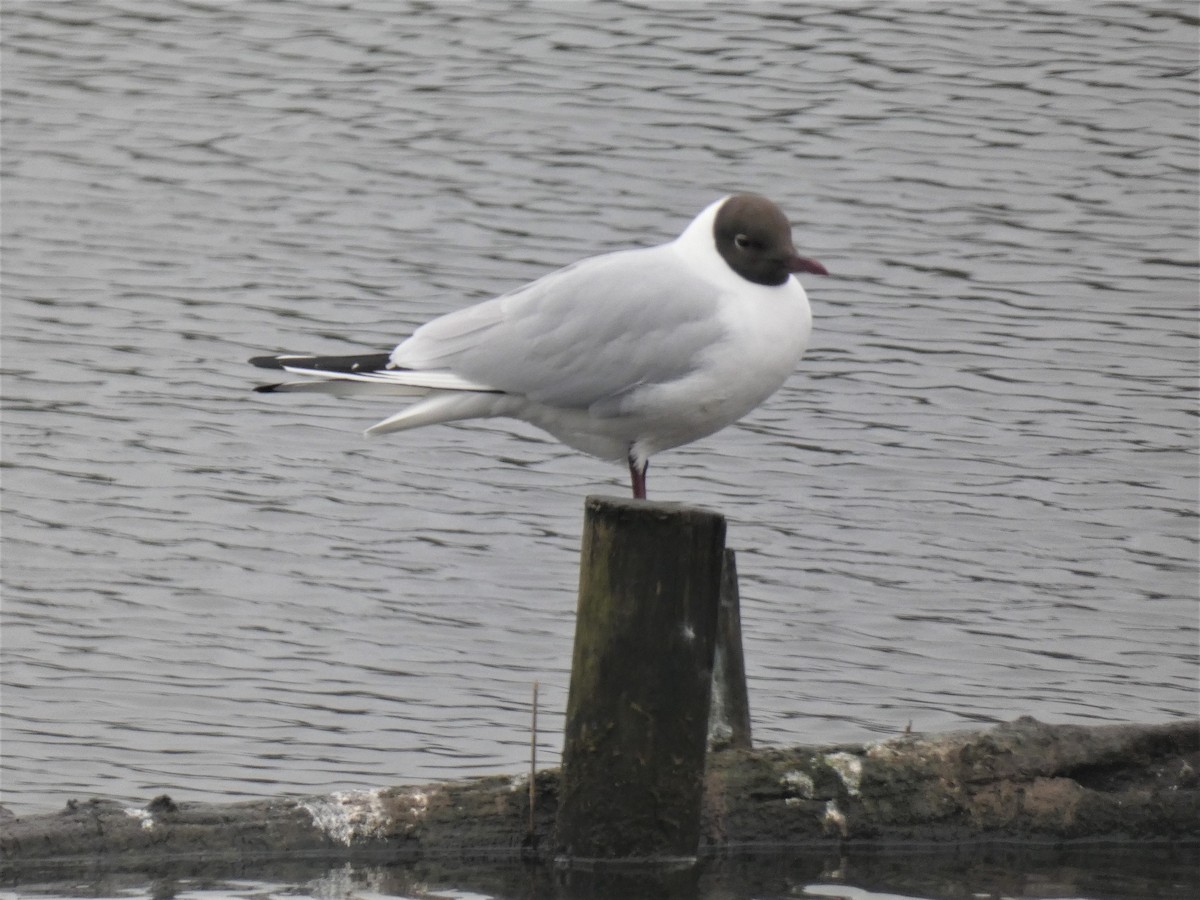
280, 366, 495, 392
365, 392, 513, 437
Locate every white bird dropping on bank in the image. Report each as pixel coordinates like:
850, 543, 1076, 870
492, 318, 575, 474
251, 193, 827, 499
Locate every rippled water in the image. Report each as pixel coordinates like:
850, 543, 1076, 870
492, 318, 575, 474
2, 1, 1196, 864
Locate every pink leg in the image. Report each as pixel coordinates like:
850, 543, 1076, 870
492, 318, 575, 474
628, 454, 647, 500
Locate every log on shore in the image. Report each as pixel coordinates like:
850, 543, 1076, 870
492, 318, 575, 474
701, 715, 1198, 845
2, 717, 1196, 873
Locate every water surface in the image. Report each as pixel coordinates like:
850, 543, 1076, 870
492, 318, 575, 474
2, 1, 1196, 849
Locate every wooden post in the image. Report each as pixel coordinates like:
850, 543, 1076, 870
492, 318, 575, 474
557, 496, 726, 861
708, 549, 753, 750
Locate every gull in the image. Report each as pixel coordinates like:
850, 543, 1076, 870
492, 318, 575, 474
251, 193, 826, 499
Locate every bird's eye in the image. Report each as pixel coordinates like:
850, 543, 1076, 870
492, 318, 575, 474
734, 234, 751, 250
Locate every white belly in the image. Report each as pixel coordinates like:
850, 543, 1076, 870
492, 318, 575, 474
520, 279, 812, 463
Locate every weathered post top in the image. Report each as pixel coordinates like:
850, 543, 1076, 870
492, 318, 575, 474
557, 495, 727, 863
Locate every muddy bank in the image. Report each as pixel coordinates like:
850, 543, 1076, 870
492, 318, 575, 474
2, 717, 1196, 878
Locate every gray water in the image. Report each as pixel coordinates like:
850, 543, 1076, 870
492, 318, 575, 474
1, 1, 1197, 891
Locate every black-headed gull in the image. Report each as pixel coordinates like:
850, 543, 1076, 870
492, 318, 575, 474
252, 193, 826, 499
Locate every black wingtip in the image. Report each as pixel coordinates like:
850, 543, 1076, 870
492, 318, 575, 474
248, 351, 393, 373
250, 355, 290, 370
253, 383, 283, 393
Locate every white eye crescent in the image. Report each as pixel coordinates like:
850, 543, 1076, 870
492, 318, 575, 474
734, 233, 750, 249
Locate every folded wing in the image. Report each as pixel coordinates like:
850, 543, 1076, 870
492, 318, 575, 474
391, 244, 726, 410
